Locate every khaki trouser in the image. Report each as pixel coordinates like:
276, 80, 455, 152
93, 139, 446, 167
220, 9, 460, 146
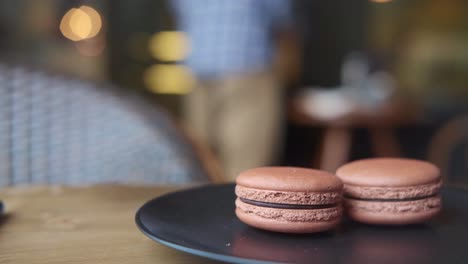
184, 71, 283, 180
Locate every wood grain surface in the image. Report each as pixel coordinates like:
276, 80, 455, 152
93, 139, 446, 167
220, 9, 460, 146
0, 185, 220, 264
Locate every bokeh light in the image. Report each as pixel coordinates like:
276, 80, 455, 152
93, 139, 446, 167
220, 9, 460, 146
60, 6, 102, 42
69, 8, 92, 39
80, 6, 102, 39
60, 8, 80, 41
143, 64, 194, 94
148, 31, 190, 62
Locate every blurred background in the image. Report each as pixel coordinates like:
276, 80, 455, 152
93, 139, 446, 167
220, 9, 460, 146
0, 0, 467, 184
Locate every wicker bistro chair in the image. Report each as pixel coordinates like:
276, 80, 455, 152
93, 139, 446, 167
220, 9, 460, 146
0, 64, 214, 186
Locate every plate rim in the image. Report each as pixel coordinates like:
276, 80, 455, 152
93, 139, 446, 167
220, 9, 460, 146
135, 183, 275, 264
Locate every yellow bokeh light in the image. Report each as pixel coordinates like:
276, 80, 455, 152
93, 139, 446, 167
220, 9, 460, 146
143, 64, 194, 94
60, 8, 81, 41
69, 8, 92, 39
60, 6, 102, 42
80, 6, 102, 39
148, 31, 190, 62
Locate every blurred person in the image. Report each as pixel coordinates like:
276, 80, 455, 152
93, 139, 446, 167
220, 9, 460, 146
171, 0, 295, 180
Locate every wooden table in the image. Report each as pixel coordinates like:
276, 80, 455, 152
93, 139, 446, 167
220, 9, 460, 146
0, 185, 220, 264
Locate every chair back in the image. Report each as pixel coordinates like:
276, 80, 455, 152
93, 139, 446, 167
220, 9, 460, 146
0, 64, 207, 186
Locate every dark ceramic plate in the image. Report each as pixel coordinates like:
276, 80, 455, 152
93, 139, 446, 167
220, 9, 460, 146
135, 183, 468, 264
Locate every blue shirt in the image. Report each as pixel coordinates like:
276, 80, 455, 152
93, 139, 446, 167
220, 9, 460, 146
171, 0, 293, 78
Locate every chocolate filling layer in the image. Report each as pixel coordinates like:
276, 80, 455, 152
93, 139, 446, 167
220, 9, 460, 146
239, 197, 337, 210
344, 193, 439, 202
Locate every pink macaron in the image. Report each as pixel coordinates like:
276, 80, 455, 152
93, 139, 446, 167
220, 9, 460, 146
235, 167, 343, 233
336, 158, 442, 225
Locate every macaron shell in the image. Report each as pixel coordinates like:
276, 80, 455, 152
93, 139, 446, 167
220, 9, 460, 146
344, 180, 442, 200
235, 185, 342, 205
236, 208, 341, 233
336, 158, 440, 187
236, 167, 343, 192
344, 196, 441, 225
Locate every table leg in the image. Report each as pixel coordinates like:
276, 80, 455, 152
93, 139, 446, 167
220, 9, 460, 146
427, 117, 466, 182
318, 127, 352, 172
369, 127, 401, 157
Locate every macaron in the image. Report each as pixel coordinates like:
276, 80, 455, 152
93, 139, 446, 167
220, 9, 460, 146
336, 158, 442, 225
235, 167, 343, 233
